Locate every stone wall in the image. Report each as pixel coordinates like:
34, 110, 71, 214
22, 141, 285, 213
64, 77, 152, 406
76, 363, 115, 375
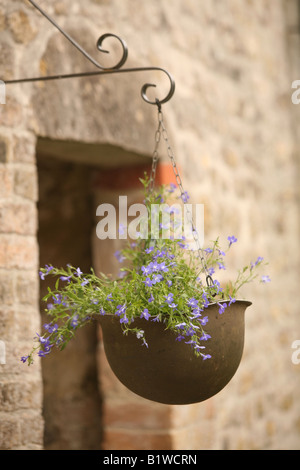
0, 0, 299, 450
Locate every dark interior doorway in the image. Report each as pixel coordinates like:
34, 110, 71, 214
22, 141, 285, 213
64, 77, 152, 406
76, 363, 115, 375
37, 153, 102, 450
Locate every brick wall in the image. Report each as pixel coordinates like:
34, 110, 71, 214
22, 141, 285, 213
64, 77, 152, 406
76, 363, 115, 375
0, 0, 299, 450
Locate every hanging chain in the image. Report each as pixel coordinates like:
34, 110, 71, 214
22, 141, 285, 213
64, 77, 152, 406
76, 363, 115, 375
150, 102, 214, 288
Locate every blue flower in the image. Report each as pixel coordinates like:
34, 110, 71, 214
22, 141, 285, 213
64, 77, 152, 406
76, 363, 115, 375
149, 261, 160, 272
141, 265, 152, 276
165, 293, 174, 304
152, 274, 163, 284
99, 307, 105, 315
143, 277, 153, 287
228, 235, 237, 246
168, 302, 178, 309
43, 323, 58, 334
81, 278, 89, 287
187, 297, 198, 308
261, 275, 271, 283
75, 267, 83, 277
145, 247, 154, 254
166, 280, 173, 287
200, 333, 211, 341
114, 250, 125, 263
202, 354, 212, 360
70, 314, 79, 328
38, 350, 51, 357
151, 315, 160, 322
115, 304, 126, 316
140, 308, 151, 320
106, 293, 113, 301
181, 191, 190, 203
168, 183, 177, 193
175, 335, 185, 341
199, 316, 209, 326
158, 262, 169, 273
148, 293, 154, 303
120, 314, 129, 324
217, 262, 226, 270
218, 302, 227, 314
60, 275, 72, 282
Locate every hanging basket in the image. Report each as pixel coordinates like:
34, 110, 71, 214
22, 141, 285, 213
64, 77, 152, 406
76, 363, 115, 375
99, 299, 252, 405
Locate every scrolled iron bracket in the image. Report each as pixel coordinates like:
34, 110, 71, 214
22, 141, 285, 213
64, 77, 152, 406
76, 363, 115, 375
4, 0, 175, 107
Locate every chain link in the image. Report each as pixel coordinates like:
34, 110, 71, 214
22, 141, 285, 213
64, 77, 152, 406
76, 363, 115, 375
150, 104, 213, 288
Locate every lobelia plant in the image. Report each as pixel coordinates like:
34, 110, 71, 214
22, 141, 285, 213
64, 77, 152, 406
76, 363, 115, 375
21, 176, 270, 366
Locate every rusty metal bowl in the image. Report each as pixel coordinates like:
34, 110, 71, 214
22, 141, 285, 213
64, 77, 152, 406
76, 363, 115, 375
98, 300, 252, 404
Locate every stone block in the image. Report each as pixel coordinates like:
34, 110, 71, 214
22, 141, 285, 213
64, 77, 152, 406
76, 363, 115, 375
0, 201, 37, 235
0, 234, 38, 269
14, 167, 38, 202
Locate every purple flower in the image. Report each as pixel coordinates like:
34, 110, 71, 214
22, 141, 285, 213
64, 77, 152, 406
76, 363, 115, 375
149, 261, 160, 272
166, 280, 173, 287
43, 323, 58, 334
187, 297, 198, 308
53, 294, 65, 305
158, 262, 169, 273
202, 354, 212, 360
140, 308, 151, 320
145, 247, 154, 254
217, 262, 226, 270
186, 327, 197, 336
152, 274, 163, 284
38, 350, 51, 357
168, 302, 177, 309
181, 191, 190, 203
136, 330, 145, 339
142, 338, 148, 348
60, 275, 72, 282
191, 306, 203, 317
81, 278, 89, 287
185, 339, 196, 346
200, 333, 211, 341
106, 293, 113, 301
141, 265, 152, 276
229, 296, 236, 306
115, 304, 126, 316
75, 267, 83, 277
165, 293, 174, 304
39, 271, 45, 280
148, 293, 154, 303
99, 307, 105, 315
70, 315, 79, 328
218, 302, 227, 314
168, 183, 177, 193
199, 316, 209, 326
261, 275, 271, 283
114, 250, 125, 263
175, 334, 184, 342
143, 277, 153, 287
175, 322, 186, 330
228, 235, 237, 247
21, 355, 29, 363
151, 315, 160, 322
120, 314, 129, 324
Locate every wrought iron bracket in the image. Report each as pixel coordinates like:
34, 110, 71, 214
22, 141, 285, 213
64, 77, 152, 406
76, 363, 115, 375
3, 0, 175, 107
